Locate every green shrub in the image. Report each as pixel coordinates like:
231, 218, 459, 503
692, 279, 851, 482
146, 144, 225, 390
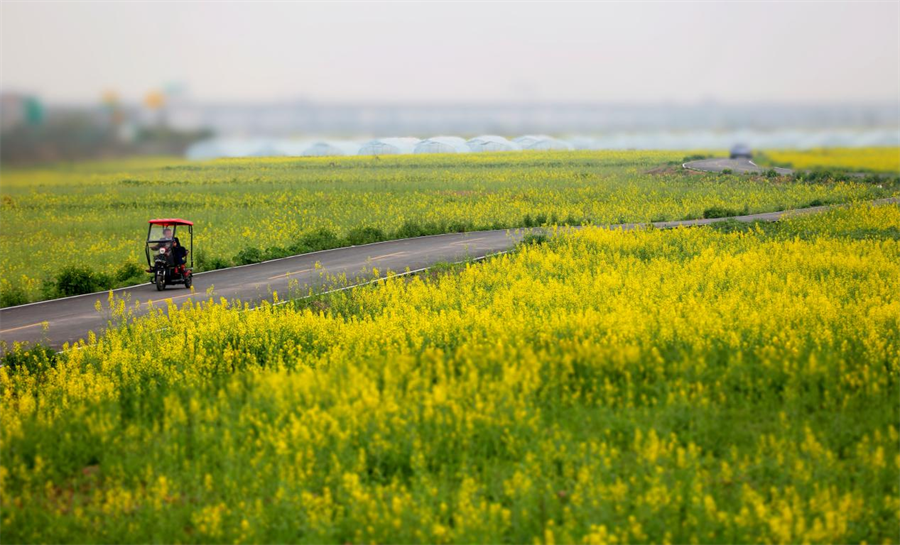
446, 221, 472, 233
703, 206, 741, 219
263, 246, 288, 261
521, 233, 549, 246
794, 170, 853, 184
115, 262, 145, 283
863, 174, 879, 184
722, 168, 733, 175
299, 228, 341, 252
395, 221, 425, 239
206, 256, 231, 270
0, 285, 29, 307
195, 249, 231, 271
53, 265, 113, 297
2, 344, 57, 375
708, 219, 765, 234
235, 247, 263, 265
345, 226, 386, 245
682, 154, 709, 162
422, 221, 443, 236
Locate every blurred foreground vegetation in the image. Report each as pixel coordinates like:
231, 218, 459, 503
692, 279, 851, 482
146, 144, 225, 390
2, 203, 898, 543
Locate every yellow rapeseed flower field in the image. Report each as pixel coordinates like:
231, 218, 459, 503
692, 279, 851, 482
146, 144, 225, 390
762, 147, 900, 173
2, 150, 897, 306
2, 203, 897, 543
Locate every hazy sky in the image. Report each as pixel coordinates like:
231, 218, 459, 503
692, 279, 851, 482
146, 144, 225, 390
2, 2, 898, 104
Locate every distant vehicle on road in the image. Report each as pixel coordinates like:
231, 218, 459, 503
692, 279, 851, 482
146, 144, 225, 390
730, 144, 753, 159
146, 218, 193, 291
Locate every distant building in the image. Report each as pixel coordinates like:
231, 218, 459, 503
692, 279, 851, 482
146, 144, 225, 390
0, 93, 29, 131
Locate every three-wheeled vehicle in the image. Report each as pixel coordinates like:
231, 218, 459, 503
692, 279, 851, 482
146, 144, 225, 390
145, 218, 193, 291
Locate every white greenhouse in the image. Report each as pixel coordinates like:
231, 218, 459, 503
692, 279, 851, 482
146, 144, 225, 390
514, 135, 574, 151
302, 141, 362, 157
358, 137, 420, 155
531, 137, 574, 151
414, 136, 471, 154
248, 140, 287, 157
466, 135, 521, 153
275, 140, 314, 156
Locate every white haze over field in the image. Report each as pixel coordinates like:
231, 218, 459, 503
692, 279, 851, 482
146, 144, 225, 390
2, 2, 898, 105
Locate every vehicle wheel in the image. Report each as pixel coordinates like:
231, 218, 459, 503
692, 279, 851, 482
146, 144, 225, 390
184, 274, 192, 289
156, 271, 166, 291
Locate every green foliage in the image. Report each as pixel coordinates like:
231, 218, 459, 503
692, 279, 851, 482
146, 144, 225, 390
0, 285, 29, 307
262, 246, 287, 261
345, 226, 386, 245
703, 206, 743, 219
293, 228, 342, 253
707, 218, 757, 234
394, 221, 429, 239
114, 262, 145, 283
196, 249, 231, 271
520, 233, 549, 246
682, 153, 710, 162
52, 265, 113, 297
2, 343, 57, 374
235, 246, 263, 265
446, 220, 473, 233
521, 213, 552, 227
793, 170, 847, 183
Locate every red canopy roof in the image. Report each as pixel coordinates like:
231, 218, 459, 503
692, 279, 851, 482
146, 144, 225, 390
148, 218, 193, 226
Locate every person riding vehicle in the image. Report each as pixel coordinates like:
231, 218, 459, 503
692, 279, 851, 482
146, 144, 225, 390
145, 219, 193, 291
150, 228, 174, 253
172, 237, 189, 274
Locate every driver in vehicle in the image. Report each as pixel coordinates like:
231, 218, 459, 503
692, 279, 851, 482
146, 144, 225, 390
151, 228, 174, 252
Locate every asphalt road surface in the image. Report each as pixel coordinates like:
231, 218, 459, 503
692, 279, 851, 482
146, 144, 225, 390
684, 157, 793, 175
2, 198, 898, 351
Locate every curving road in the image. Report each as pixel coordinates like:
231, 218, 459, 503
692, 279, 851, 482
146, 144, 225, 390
684, 157, 793, 175
2, 196, 898, 351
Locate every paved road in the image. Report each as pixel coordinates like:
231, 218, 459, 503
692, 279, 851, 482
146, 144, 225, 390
684, 157, 793, 175
2, 198, 898, 351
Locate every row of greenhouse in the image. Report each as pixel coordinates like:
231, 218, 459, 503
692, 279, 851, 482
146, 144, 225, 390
185, 128, 900, 160
186, 135, 574, 160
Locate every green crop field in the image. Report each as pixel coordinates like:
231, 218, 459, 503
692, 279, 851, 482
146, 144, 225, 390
1, 150, 897, 307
